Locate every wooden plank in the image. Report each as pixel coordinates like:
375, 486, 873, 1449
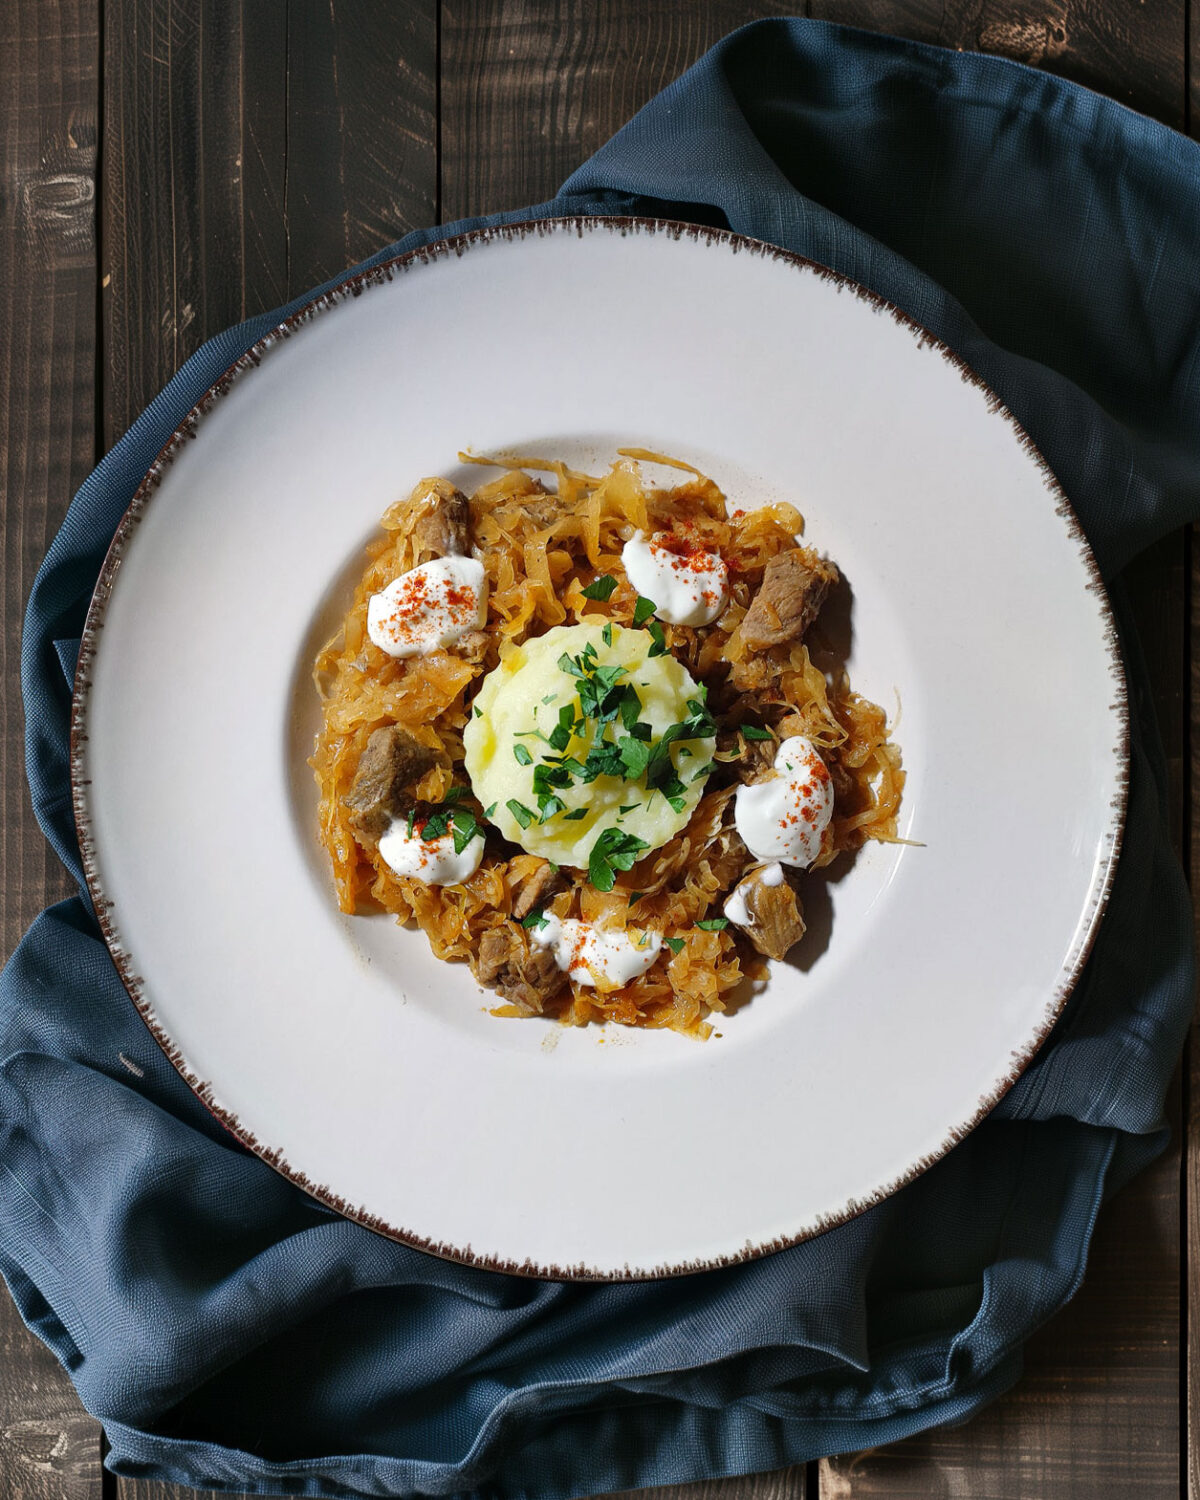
1187, 37, 1199, 1500
101, 0, 287, 445
441, 0, 797, 220
811, 0, 1187, 127
1188, 528, 1200, 1500
445, 4, 1186, 1497
102, 6, 435, 1500
821, 1092, 1182, 1499
102, 0, 436, 450
284, 0, 436, 287
597, 1471, 806, 1499
820, 537, 1185, 1500
0, 2, 106, 1498
803, 2, 1192, 1490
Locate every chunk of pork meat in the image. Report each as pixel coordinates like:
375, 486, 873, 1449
740, 548, 838, 650
726, 867, 807, 961
411, 479, 472, 561
508, 860, 566, 921
473, 925, 567, 1013
343, 724, 438, 844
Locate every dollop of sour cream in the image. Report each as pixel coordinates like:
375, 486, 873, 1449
377, 819, 485, 885
723, 862, 785, 926
734, 737, 834, 868
367, 556, 487, 658
531, 913, 662, 988
621, 531, 728, 626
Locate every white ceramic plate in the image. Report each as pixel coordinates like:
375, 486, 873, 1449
73, 219, 1126, 1279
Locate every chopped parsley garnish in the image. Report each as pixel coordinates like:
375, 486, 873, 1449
602, 621, 614, 647
541, 691, 558, 704
627, 890, 645, 905
506, 799, 534, 829
582, 574, 618, 601
696, 917, 729, 931
484, 802, 497, 819
547, 704, 576, 752
632, 596, 656, 627
520, 908, 549, 930
501, 625, 718, 851
742, 725, 774, 741
664, 936, 686, 955
473, 705, 482, 718
419, 808, 451, 841
580, 742, 625, 781
450, 810, 480, 855
617, 736, 651, 780
618, 686, 642, 732
588, 828, 649, 893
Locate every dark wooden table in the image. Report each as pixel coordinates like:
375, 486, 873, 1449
2, 2, 1194, 1497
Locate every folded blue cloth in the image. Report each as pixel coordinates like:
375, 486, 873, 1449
7, 19, 1198, 1498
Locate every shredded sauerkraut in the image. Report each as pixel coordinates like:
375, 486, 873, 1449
312, 451, 904, 1037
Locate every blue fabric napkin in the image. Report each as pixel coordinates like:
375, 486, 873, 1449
7, 18, 1198, 1499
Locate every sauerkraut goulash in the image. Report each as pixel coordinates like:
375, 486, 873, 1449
312, 453, 903, 1036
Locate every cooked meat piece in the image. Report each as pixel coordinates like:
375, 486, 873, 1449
828, 757, 856, 804
473, 925, 567, 1014
740, 549, 839, 651
509, 860, 566, 921
453, 629, 490, 663
343, 724, 439, 844
411, 479, 472, 561
715, 726, 775, 783
726, 868, 806, 961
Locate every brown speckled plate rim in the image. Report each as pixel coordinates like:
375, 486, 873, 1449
70, 215, 1130, 1282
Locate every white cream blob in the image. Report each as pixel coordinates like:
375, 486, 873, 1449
734, 737, 834, 868
367, 556, 487, 658
723, 884, 753, 928
621, 531, 728, 627
377, 820, 485, 885
531, 913, 662, 988
722, 862, 786, 927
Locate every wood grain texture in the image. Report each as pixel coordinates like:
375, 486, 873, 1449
440, 0, 798, 219
100, 6, 431, 1500
819, 544, 1187, 1499
102, 0, 435, 446
819, 1058, 1182, 1500
284, 0, 436, 287
596, 1470, 806, 1500
0, 2, 106, 1497
810, 0, 1187, 127
1189, 527, 1200, 1500
443, 5, 1188, 1496
101, 0, 287, 445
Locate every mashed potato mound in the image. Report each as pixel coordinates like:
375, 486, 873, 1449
464, 622, 715, 867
